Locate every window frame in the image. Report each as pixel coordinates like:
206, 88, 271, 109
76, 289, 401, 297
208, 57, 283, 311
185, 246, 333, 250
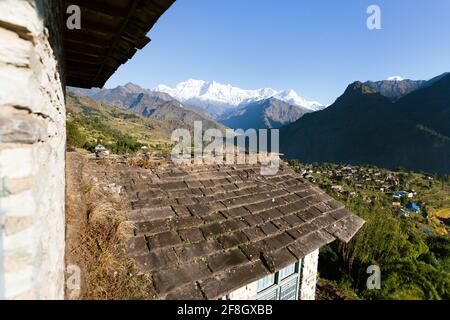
256, 273, 276, 292
278, 263, 296, 280
256, 260, 302, 301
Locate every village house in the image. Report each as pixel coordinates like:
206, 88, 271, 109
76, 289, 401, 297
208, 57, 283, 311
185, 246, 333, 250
94, 144, 110, 158
123, 162, 365, 300
0, 0, 364, 300
407, 203, 421, 214
0, 0, 175, 300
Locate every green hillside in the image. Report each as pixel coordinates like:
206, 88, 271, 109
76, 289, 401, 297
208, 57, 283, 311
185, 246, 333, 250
281, 74, 450, 174
70, 83, 226, 132
289, 161, 450, 300
66, 91, 174, 154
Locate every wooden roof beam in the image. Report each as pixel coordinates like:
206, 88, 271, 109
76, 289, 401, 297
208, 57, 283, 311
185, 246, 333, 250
68, 0, 129, 19
64, 30, 113, 48
66, 52, 120, 66
92, 0, 141, 86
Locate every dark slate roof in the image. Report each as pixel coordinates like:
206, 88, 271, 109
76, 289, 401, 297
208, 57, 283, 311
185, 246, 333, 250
123, 162, 365, 299
63, 0, 175, 88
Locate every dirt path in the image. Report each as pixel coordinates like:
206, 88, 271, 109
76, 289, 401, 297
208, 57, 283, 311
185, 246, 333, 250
65, 152, 89, 299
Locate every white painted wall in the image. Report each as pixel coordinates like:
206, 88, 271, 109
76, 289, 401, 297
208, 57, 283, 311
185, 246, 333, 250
228, 281, 258, 300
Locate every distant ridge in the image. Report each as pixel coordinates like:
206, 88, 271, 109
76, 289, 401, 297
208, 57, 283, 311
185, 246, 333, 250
364, 72, 450, 101
155, 79, 324, 117
281, 73, 450, 174
364, 79, 426, 101
219, 97, 309, 130
68, 84, 225, 132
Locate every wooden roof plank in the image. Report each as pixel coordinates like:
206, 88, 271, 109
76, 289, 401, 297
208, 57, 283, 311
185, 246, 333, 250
64, 0, 176, 88
70, 0, 130, 18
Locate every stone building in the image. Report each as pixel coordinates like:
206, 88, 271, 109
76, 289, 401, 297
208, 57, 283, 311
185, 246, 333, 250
122, 162, 364, 300
0, 0, 174, 300
0, 0, 364, 300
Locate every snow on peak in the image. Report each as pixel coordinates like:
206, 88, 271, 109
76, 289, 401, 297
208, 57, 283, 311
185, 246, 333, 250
386, 76, 404, 81
274, 90, 324, 111
154, 79, 323, 112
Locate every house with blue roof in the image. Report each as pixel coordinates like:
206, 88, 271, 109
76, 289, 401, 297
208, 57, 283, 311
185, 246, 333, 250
407, 202, 421, 213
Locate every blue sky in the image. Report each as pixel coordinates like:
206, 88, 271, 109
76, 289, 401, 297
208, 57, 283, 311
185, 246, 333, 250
105, 0, 450, 104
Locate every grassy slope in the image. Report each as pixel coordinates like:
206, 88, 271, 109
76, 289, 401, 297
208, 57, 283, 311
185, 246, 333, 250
66, 91, 174, 154
288, 161, 450, 300
281, 79, 450, 175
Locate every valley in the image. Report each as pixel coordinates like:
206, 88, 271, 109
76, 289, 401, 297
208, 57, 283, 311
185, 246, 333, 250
70, 72, 450, 175
281, 73, 450, 175
289, 161, 450, 300
65, 72, 450, 301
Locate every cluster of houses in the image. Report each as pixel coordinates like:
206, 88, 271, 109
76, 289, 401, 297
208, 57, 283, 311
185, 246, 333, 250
393, 191, 421, 217
298, 165, 401, 194
297, 164, 425, 218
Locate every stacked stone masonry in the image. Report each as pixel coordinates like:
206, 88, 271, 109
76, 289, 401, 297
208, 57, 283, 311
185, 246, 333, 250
299, 249, 319, 300
0, 0, 65, 299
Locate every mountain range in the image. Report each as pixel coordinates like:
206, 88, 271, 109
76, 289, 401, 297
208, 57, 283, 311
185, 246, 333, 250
364, 79, 426, 101
69, 83, 224, 132
70, 73, 450, 174
70, 80, 323, 130
156, 79, 324, 117
219, 98, 308, 130
364, 73, 450, 101
280, 73, 450, 174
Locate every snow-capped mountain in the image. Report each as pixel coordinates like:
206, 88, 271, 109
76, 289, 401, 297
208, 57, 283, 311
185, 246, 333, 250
386, 76, 405, 81
155, 79, 324, 117
272, 89, 323, 111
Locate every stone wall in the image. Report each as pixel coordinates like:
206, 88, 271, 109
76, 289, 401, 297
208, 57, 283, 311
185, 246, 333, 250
299, 249, 319, 300
0, 0, 65, 299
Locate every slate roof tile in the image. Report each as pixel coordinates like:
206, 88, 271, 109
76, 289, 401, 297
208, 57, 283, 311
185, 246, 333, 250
263, 232, 295, 251
243, 214, 265, 227
259, 208, 284, 222
242, 226, 267, 241
126, 237, 149, 257
175, 239, 222, 262
207, 248, 249, 273
187, 204, 214, 217
263, 247, 298, 273
128, 207, 175, 222
298, 206, 323, 222
134, 248, 178, 272
119, 161, 364, 299
218, 231, 249, 249
153, 261, 211, 295
147, 231, 182, 250
198, 261, 270, 300
135, 220, 170, 236
171, 205, 191, 217
170, 216, 204, 230
259, 222, 279, 236
164, 283, 205, 300
202, 212, 227, 224
178, 228, 205, 243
